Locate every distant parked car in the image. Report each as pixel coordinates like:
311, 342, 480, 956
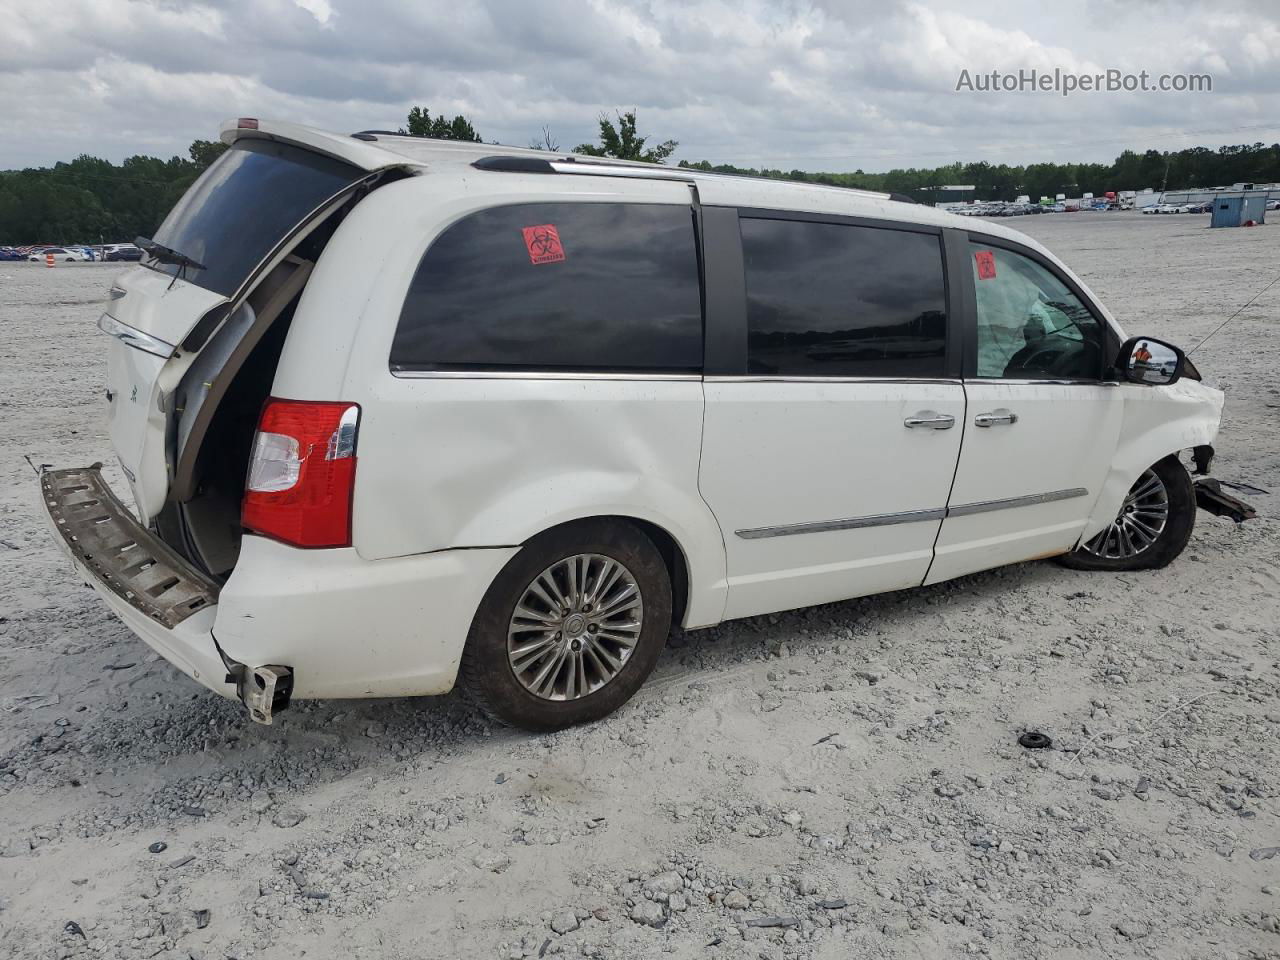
27, 247, 88, 262
104, 243, 144, 262
1267, 199, 1280, 211
1154, 204, 1180, 214
0, 247, 23, 261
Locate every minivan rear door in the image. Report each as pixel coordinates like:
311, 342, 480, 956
101, 139, 370, 522
698, 209, 966, 621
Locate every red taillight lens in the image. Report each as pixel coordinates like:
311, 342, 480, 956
241, 399, 360, 548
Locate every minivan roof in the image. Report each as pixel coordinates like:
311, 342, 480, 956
218, 118, 1029, 241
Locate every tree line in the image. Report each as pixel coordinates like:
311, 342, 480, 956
679, 143, 1280, 205
2, 104, 1277, 244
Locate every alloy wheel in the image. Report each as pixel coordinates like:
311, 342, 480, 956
506, 554, 644, 701
1081, 468, 1170, 560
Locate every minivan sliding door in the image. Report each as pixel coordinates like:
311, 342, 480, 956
698, 209, 966, 620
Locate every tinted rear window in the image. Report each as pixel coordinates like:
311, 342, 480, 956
742, 217, 948, 378
391, 202, 702, 373
151, 140, 363, 297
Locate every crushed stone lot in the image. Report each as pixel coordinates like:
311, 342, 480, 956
1, 211, 1278, 960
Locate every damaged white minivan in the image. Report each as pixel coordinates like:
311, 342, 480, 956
43, 119, 1245, 731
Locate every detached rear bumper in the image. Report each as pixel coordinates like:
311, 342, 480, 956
40, 466, 233, 699
42, 465, 519, 720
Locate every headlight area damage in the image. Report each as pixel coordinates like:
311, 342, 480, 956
40, 465, 294, 724
1190, 445, 1260, 523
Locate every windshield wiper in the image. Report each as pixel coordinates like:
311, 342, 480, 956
134, 236, 206, 272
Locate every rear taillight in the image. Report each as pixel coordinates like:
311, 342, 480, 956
241, 399, 360, 548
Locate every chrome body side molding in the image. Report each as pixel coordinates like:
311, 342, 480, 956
735, 488, 1090, 540
735, 507, 947, 540
944, 487, 1090, 518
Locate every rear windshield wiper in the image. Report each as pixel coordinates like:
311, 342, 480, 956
134, 236, 207, 272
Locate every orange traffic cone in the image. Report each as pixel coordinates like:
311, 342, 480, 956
45, 252, 55, 268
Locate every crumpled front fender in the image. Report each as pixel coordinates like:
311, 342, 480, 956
1082, 379, 1225, 543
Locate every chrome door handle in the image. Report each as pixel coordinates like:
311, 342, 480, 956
904, 412, 955, 430
974, 410, 1018, 427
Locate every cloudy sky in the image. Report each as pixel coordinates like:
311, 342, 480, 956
2, 0, 1277, 171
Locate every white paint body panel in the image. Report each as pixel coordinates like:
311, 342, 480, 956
216, 538, 518, 698
928, 382, 1124, 582
699, 381, 964, 619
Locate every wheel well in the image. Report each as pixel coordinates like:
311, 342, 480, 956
525, 516, 690, 629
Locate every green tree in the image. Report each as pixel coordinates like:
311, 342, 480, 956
402, 106, 482, 142
575, 110, 677, 163
189, 139, 229, 168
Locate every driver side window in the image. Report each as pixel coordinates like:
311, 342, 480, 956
970, 241, 1104, 380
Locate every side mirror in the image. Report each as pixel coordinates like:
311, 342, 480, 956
1116, 336, 1184, 385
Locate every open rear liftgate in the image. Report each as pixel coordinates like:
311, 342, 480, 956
41, 465, 294, 723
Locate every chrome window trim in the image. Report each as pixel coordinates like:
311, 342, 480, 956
971, 377, 1112, 387
390, 369, 702, 381
736, 507, 947, 540
946, 487, 1089, 518
390, 370, 965, 383
707, 375, 964, 385
96, 313, 176, 359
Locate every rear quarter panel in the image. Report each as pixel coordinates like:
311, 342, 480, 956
271, 174, 729, 629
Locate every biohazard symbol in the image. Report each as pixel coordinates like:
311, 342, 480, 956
974, 250, 997, 280
521, 224, 566, 264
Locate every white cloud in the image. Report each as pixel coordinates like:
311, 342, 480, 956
0, 0, 1276, 170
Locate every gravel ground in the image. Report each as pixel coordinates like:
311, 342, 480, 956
1, 211, 1278, 960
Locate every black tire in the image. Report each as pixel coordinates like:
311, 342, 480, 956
1057, 454, 1195, 571
460, 519, 672, 732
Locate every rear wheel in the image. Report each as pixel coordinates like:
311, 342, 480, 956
460, 519, 672, 731
1058, 455, 1195, 571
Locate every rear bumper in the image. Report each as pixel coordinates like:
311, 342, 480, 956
42, 466, 518, 711
41, 467, 233, 698
216, 537, 518, 699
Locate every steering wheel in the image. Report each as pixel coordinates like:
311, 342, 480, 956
1004, 339, 1100, 378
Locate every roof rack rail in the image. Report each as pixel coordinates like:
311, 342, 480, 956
472, 156, 556, 174
888, 193, 916, 204
351, 130, 400, 141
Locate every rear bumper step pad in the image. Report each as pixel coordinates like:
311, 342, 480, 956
41, 465, 220, 628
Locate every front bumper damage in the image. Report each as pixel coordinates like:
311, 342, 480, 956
41, 465, 293, 723
1190, 445, 1259, 523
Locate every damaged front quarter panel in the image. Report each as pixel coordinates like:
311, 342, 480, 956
1082, 379, 1226, 543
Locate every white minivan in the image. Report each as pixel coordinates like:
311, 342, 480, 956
43, 119, 1231, 731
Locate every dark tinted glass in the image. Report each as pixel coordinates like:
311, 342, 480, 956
152, 141, 363, 296
742, 218, 947, 377
391, 203, 702, 373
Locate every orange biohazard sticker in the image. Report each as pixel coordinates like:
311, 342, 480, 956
521, 224, 566, 264
974, 250, 996, 280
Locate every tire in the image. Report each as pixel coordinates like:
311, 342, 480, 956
460, 519, 672, 731
1057, 454, 1195, 571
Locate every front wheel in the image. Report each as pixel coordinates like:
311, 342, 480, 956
1058, 455, 1195, 571
460, 519, 672, 731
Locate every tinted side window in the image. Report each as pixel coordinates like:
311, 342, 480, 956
741, 218, 947, 377
391, 203, 702, 373
969, 241, 1104, 380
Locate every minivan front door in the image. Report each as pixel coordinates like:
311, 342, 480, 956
927, 238, 1122, 583
697, 211, 965, 621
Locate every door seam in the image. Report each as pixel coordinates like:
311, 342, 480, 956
924, 380, 968, 584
